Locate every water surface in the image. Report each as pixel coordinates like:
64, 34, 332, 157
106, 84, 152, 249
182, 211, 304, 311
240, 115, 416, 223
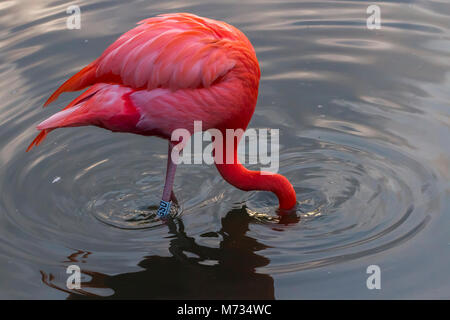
0, 0, 449, 299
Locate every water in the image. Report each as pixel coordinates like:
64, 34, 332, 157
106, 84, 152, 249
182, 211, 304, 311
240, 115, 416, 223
1, 0, 449, 299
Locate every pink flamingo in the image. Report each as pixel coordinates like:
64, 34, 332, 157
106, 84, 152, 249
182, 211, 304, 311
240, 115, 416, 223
27, 13, 297, 216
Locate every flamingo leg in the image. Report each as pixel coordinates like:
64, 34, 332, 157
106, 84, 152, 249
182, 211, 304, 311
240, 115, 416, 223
157, 142, 178, 217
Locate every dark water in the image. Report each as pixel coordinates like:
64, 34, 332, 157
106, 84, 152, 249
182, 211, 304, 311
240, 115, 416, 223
1, 0, 449, 299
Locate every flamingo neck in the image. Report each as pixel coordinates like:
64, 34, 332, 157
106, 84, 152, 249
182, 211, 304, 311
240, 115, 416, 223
213, 131, 297, 211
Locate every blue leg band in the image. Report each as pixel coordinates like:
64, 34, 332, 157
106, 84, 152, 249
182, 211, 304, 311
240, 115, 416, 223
157, 200, 172, 217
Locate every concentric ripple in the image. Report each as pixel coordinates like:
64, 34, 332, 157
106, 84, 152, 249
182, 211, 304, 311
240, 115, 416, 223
1, 127, 438, 272
0, 0, 449, 299
216, 133, 436, 273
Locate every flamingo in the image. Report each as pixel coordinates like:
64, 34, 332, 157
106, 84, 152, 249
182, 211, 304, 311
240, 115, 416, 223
27, 13, 297, 216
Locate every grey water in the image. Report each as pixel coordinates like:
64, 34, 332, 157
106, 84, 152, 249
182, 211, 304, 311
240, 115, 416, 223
0, 0, 449, 299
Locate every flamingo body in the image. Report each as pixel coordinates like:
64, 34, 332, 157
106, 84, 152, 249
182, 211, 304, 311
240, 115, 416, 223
28, 13, 297, 211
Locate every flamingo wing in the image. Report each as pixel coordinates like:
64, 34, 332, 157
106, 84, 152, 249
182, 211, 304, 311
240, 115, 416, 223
44, 13, 251, 106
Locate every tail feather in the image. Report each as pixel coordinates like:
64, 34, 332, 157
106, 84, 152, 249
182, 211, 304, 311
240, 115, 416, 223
44, 63, 97, 107
28, 83, 138, 152
26, 129, 51, 152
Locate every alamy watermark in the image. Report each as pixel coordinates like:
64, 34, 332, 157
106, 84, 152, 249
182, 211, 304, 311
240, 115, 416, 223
66, 5, 81, 30
170, 121, 280, 174
66, 264, 81, 289
367, 5, 381, 30
366, 265, 381, 290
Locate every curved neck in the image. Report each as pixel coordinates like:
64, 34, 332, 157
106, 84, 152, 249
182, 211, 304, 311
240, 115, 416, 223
213, 130, 297, 210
